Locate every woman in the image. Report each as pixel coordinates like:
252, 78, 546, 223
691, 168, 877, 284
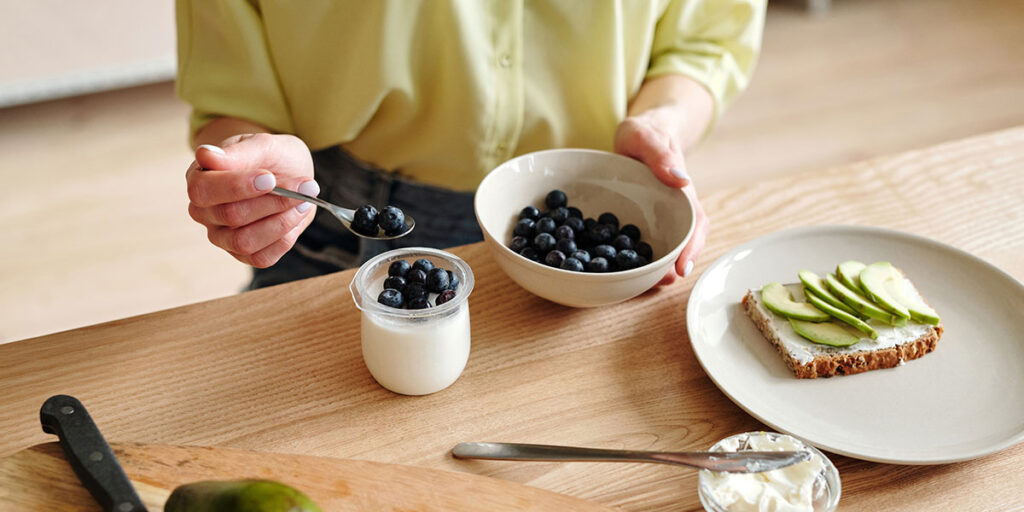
177, 0, 765, 288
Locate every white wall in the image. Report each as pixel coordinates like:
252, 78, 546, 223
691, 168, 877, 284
0, 0, 176, 107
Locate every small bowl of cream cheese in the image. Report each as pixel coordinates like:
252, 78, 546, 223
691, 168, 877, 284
698, 432, 840, 512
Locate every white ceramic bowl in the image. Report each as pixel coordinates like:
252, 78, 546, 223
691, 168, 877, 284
474, 148, 695, 307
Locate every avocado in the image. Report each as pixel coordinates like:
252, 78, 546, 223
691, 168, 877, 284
836, 260, 867, 291
824, 273, 906, 326
789, 318, 862, 347
805, 290, 878, 339
798, 270, 859, 316
761, 282, 830, 322
164, 480, 322, 512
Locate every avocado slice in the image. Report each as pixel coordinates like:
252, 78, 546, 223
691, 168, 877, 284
806, 291, 878, 339
789, 318, 862, 347
824, 273, 906, 326
761, 282, 830, 322
164, 480, 322, 512
860, 261, 940, 325
836, 260, 867, 291
798, 270, 859, 316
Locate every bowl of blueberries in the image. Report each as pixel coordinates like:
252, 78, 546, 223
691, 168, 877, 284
475, 148, 695, 307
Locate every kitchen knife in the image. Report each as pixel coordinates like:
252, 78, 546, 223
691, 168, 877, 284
40, 394, 147, 512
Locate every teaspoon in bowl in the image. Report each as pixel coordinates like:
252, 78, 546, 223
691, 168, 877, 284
271, 187, 415, 240
452, 442, 811, 474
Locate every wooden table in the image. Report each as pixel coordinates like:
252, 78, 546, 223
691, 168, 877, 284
2, 127, 1023, 511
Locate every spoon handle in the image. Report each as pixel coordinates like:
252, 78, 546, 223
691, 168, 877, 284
270, 187, 344, 214
452, 442, 809, 473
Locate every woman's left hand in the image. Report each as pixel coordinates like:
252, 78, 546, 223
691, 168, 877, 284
613, 112, 709, 285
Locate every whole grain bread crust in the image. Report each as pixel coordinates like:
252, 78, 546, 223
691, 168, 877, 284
742, 290, 943, 379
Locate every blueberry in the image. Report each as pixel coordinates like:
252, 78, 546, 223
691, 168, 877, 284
545, 189, 568, 210
407, 297, 431, 309
555, 238, 577, 255
383, 276, 406, 292
567, 206, 583, 219
635, 241, 654, 261
407, 269, 427, 285
534, 232, 556, 253
570, 250, 591, 264
404, 283, 428, 302
377, 206, 405, 233
351, 205, 379, 236
615, 249, 640, 270
513, 218, 535, 238
377, 288, 403, 308
587, 223, 614, 245
636, 255, 650, 267
412, 258, 434, 273
621, 224, 641, 242
590, 244, 616, 261
554, 224, 575, 241
385, 221, 409, 236
544, 250, 566, 267
520, 247, 540, 261
425, 267, 450, 293
612, 234, 634, 252
598, 212, 619, 230
583, 218, 598, 230
535, 217, 557, 235
586, 257, 609, 273
436, 289, 457, 306
560, 257, 584, 272
549, 206, 569, 224
519, 205, 541, 221
508, 236, 529, 253
388, 260, 411, 278
447, 270, 460, 291
562, 217, 584, 235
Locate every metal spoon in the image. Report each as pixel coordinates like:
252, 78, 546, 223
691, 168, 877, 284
271, 187, 415, 240
452, 442, 811, 474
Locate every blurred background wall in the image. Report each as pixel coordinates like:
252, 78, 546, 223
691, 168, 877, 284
1, 0, 1022, 343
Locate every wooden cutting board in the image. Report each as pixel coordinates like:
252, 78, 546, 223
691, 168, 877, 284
0, 443, 616, 511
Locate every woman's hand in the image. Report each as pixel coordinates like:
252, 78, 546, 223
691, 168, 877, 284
614, 111, 710, 285
185, 132, 319, 268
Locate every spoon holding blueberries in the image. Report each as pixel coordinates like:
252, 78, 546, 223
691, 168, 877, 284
271, 187, 415, 240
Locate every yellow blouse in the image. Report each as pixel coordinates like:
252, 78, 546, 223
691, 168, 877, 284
176, 0, 765, 190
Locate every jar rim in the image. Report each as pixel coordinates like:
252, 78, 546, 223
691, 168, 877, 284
349, 247, 475, 318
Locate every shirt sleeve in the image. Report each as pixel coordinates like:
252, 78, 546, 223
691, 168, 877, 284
646, 0, 766, 122
175, 0, 294, 143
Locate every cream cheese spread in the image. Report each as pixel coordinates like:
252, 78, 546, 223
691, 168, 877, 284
704, 433, 825, 512
749, 283, 933, 364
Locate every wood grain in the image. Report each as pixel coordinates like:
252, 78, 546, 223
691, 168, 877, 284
0, 443, 614, 511
1, 127, 1023, 511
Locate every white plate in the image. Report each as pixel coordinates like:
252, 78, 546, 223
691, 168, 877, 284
687, 225, 1024, 464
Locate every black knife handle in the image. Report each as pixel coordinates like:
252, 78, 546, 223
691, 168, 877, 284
40, 395, 147, 512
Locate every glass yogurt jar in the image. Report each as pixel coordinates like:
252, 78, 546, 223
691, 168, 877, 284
698, 432, 840, 512
350, 247, 474, 395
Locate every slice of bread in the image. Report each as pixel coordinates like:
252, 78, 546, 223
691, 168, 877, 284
742, 284, 942, 379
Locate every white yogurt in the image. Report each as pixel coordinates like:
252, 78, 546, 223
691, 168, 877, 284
350, 248, 475, 396
361, 303, 471, 395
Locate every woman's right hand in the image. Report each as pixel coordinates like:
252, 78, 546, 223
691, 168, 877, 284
186, 133, 319, 268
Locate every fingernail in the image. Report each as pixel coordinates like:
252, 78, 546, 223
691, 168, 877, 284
198, 144, 226, 155
683, 260, 694, 277
254, 173, 276, 191
297, 180, 320, 197
670, 167, 690, 182
295, 180, 319, 213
